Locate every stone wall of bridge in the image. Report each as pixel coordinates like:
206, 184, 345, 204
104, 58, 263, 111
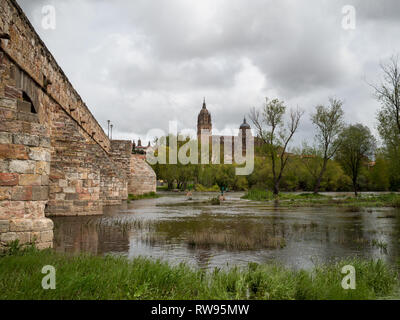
0, 0, 156, 248
129, 154, 157, 196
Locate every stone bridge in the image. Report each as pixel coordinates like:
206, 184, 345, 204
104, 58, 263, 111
0, 0, 156, 249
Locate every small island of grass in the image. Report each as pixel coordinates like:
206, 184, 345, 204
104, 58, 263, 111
242, 190, 400, 209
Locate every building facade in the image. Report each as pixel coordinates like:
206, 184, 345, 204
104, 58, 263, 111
196, 99, 253, 155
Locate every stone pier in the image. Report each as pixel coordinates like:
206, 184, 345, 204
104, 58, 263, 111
0, 0, 156, 249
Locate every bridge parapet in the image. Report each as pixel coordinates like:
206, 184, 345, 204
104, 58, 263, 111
0, 0, 110, 152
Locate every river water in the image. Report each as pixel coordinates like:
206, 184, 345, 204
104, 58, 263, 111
51, 192, 400, 270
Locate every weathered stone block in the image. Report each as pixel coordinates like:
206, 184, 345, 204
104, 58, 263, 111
0, 201, 25, 219
65, 193, 79, 200
0, 172, 18, 186
16, 100, 32, 113
0, 97, 17, 110
74, 200, 88, 207
0, 160, 9, 172
0, 108, 17, 120
9, 160, 35, 173
32, 186, 48, 201
58, 179, 68, 187
0, 187, 11, 200
41, 175, 49, 186
13, 133, 39, 147
0, 220, 9, 233
32, 218, 53, 232
11, 186, 33, 201
50, 169, 65, 180
15, 232, 31, 244
63, 187, 75, 193
24, 201, 46, 219
35, 241, 53, 249
17, 112, 39, 123
65, 172, 79, 180
0, 232, 17, 243
5, 85, 22, 99
55, 193, 65, 201
35, 161, 50, 175
29, 147, 50, 161
39, 137, 51, 148
19, 174, 42, 186
0, 132, 12, 144
0, 144, 29, 160
9, 219, 33, 232
40, 230, 53, 243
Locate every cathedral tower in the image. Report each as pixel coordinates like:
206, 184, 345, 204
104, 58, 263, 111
239, 117, 252, 154
197, 98, 212, 139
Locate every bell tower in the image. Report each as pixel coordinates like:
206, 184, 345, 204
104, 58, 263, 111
197, 98, 212, 139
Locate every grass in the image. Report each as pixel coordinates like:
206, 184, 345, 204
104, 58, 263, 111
127, 192, 160, 202
0, 246, 398, 300
210, 197, 221, 205
371, 239, 388, 253
187, 230, 286, 250
242, 190, 326, 202
195, 184, 221, 192
242, 190, 400, 209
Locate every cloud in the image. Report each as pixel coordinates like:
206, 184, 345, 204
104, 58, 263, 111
16, 0, 400, 146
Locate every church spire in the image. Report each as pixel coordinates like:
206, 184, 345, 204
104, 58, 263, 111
202, 97, 206, 109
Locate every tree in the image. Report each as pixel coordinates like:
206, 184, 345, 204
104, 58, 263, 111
373, 56, 400, 190
373, 56, 400, 148
310, 98, 345, 193
336, 124, 376, 196
250, 98, 304, 195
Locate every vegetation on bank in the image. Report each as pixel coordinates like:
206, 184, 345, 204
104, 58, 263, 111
127, 192, 160, 202
0, 246, 398, 300
151, 57, 400, 196
242, 190, 400, 208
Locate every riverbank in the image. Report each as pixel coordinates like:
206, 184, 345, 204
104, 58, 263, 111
242, 190, 400, 209
127, 192, 160, 202
0, 246, 398, 300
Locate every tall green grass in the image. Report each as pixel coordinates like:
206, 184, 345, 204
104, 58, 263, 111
242, 190, 400, 208
0, 248, 398, 300
128, 192, 160, 201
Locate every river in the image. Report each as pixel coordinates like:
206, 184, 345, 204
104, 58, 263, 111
51, 192, 400, 270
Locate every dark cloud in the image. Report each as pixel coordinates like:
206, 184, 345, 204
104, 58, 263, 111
16, 0, 400, 145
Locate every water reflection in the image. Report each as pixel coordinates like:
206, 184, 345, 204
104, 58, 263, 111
52, 192, 400, 270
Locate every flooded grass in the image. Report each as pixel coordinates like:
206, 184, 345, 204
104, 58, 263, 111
372, 239, 388, 253
243, 190, 400, 209
127, 192, 160, 202
186, 230, 286, 250
51, 192, 400, 272
344, 206, 363, 213
0, 247, 398, 300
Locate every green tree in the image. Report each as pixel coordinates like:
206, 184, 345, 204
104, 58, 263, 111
310, 98, 345, 193
336, 124, 376, 196
250, 98, 303, 195
373, 56, 400, 190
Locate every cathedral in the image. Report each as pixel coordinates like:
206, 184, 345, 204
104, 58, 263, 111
196, 99, 253, 154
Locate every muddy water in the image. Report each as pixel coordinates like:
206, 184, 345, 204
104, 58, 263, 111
51, 192, 400, 270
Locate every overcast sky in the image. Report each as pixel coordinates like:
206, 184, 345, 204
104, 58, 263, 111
17, 0, 400, 146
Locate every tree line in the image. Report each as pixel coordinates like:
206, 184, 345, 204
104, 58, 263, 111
152, 57, 400, 195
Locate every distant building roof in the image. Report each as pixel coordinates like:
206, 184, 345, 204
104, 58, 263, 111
240, 117, 251, 129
